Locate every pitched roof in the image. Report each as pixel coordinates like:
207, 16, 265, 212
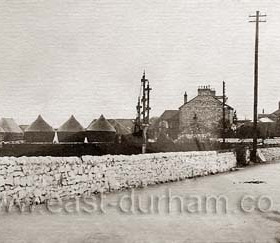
114, 119, 134, 132
25, 115, 54, 132
213, 96, 234, 110
259, 117, 275, 123
108, 119, 130, 135
272, 109, 280, 117
160, 110, 179, 120
179, 94, 234, 110
19, 125, 29, 132
258, 113, 278, 121
87, 115, 116, 132
0, 118, 23, 133
58, 115, 85, 132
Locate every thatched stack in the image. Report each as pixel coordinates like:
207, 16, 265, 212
24, 115, 55, 143
86, 115, 116, 143
0, 118, 23, 141
57, 115, 85, 143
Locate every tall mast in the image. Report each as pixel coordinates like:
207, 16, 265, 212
249, 11, 266, 162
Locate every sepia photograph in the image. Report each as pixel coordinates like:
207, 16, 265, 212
0, 0, 279, 242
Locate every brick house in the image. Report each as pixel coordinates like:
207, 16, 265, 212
179, 86, 234, 137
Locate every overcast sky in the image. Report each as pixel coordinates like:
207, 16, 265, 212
0, 0, 279, 127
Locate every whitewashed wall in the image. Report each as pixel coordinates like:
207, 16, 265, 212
0, 151, 236, 205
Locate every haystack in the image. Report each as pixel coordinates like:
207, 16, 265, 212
0, 118, 23, 141
24, 115, 55, 143
57, 115, 85, 142
86, 115, 116, 143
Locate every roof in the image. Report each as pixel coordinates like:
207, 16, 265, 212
89, 118, 134, 132
259, 117, 275, 123
25, 115, 54, 132
0, 118, 23, 133
114, 119, 134, 132
258, 114, 272, 119
87, 115, 116, 132
214, 97, 234, 110
258, 113, 278, 121
179, 94, 234, 110
58, 115, 85, 132
160, 110, 179, 120
108, 119, 130, 135
272, 109, 280, 117
19, 125, 29, 132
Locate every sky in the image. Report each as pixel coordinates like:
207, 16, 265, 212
0, 0, 279, 128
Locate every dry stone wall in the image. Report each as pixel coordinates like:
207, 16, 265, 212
259, 147, 280, 161
0, 151, 236, 206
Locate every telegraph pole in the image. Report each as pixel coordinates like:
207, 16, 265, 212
222, 81, 226, 146
249, 11, 266, 162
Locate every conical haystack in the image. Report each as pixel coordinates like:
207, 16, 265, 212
86, 115, 116, 143
0, 118, 23, 141
57, 115, 85, 142
24, 115, 55, 143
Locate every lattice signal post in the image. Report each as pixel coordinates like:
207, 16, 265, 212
134, 71, 152, 153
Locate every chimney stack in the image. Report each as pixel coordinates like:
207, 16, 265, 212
184, 92, 188, 104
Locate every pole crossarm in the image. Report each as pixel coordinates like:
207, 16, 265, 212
249, 14, 267, 18
249, 20, 267, 23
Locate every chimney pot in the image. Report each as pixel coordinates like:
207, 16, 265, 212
184, 92, 188, 104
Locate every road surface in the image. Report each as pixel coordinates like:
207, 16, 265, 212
1, 162, 280, 243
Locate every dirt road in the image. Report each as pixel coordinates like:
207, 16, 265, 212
1, 162, 280, 243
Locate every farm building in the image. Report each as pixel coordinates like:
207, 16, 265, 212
57, 115, 85, 143
113, 119, 134, 133
24, 115, 55, 143
108, 119, 131, 143
87, 115, 116, 143
0, 118, 24, 141
108, 119, 130, 135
